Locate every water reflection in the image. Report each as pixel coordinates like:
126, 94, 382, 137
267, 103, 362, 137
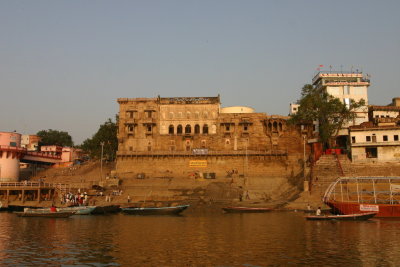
1, 211, 400, 266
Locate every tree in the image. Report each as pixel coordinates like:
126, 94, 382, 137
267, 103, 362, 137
37, 129, 74, 147
289, 84, 365, 149
80, 117, 118, 161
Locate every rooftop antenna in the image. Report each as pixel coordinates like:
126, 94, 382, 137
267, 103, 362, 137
329, 65, 332, 73
351, 65, 354, 73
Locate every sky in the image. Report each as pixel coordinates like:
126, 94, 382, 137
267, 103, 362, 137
1, 0, 399, 145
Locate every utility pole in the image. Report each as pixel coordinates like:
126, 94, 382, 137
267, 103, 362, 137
100, 141, 105, 182
303, 135, 306, 179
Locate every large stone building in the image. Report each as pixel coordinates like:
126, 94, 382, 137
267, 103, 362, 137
116, 96, 307, 180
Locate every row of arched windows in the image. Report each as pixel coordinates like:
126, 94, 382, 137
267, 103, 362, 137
266, 121, 284, 132
169, 124, 209, 135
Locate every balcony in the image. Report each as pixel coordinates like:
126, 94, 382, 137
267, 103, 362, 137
142, 118, 157, 124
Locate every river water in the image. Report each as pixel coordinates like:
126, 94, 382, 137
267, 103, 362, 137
1, 210, 400, 266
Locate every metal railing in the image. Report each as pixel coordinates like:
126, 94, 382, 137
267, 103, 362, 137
25, 151, 62, 159
0, 181, 69, 188
0, 145, 26, 152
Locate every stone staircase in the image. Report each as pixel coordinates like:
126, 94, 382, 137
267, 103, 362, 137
310, 154, 345, 198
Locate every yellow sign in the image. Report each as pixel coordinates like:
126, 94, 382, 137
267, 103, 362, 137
189, 160, 207, 168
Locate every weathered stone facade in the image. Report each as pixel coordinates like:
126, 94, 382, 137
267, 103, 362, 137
116, 96, 307, 179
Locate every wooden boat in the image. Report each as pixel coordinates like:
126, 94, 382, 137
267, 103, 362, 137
24, 206, 96, 215
323, 176, 400, 217
121, 205, 189, 215
58, 206, 96, 215
15, 210, 75, 218
222, 206, 273, 213
91, 205, 121, 214
306, 212, 377, 221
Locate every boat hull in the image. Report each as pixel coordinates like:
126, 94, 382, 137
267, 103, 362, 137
59, 206, 96, 215
306, 212, 377, 221
122, 205, 189, 215
91, 205, 121, 214
222, 206, 272, 213
15, 211, 75, 218
326, 201, 400, 218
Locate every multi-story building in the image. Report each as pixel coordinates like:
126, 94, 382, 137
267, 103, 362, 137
311, 71, 370, 147
349, 97, 400, 163
116, 96, 306, 179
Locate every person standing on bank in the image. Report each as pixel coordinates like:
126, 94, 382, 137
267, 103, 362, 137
316, 207, 322, 216
127, 195, 131, 203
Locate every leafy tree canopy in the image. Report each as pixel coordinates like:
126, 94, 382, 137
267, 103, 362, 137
289, 84, 365, 148
37, 129, 74, 147
80, 117, 118, 161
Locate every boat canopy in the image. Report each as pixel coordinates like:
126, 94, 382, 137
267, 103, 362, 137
323, 176, 400, 205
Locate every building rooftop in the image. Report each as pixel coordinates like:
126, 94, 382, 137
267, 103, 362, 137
312, 71, 369, 84
369, 105, 400, 111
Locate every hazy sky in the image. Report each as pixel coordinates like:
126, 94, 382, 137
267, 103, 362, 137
1, 0, 399, 144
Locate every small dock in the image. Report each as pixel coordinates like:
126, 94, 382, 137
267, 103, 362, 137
0, 181, 69, 207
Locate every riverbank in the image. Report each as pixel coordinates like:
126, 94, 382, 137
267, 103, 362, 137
21, 160, 319, 210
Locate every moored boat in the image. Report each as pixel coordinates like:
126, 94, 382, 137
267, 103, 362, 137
323, 176, 400, 217
58, 206, 96, 215
24, 206, 96, 215
91, 205, 121, 214
121, 205, 189, 215
222, 206, 273, 213
15, 210, 75, 218
306, 212, 377, 221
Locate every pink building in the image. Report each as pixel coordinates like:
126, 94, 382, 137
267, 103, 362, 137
0, 132, 25, 182
61, 147, 82, 163
41, 145, 82, 163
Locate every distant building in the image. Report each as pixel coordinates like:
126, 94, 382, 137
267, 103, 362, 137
41, 145, 81, 163
350, 116, 400, 163
312, 71, 370, 148
289, 103, 299, 115
368, 97, 400, 121
116, 95, 306, 179
61, 147, 83, 163
21, 135, 41, 151
349, 97, 400, 163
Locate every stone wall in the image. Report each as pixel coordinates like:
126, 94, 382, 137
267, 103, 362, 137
116, 154, 303, 180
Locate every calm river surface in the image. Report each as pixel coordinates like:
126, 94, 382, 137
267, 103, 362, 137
1, 210, 400, 266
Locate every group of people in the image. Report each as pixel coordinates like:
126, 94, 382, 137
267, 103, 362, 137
61, 192, 89, 206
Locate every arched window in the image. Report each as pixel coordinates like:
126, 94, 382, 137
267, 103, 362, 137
273, 121, 278, 132
203, 124, 209, 134
194, 124, 200, 134
185, 124, 191, 134
268, 122, 272, 132
177, 125, 183, 135
279, 122, 283, 132
168, 125, 174, 135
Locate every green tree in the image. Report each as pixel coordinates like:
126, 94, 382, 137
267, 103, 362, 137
80, 117, 118, 161
37, 129, 74, 147
289, 84, 365, 149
